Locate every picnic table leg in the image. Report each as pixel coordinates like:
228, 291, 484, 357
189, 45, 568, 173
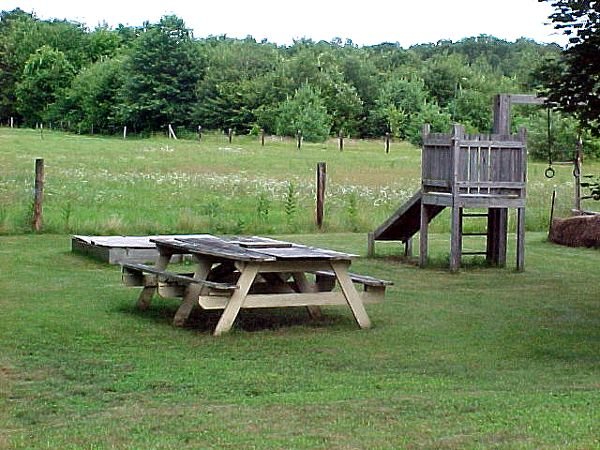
172, 258, 212, 327
213, 262, 260, 336
330, 261, 371, 329
292, 272, 323, 320
136, 252, 172, 310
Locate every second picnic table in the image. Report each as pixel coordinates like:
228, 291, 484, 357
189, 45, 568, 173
122, 235, 391, 335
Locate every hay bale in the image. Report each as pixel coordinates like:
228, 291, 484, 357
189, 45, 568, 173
549, 214, 600, 248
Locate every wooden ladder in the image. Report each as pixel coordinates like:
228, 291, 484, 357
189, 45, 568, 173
459, 210, 489, 258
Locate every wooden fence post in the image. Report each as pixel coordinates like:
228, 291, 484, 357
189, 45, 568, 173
228, 128, 233, 143
168, 124, 178, 140
339, 130, 344, 151
10, 117, 14, 128
367, 232, 375, 257
574, 136, 583, 211
123, 126, 127, 139
197, 125, 202, 140
385, 132, 390, 153
32, 158, 44, 232
296, 130, 302, 150
316, 162, 326, 229
260, 128, 265, 147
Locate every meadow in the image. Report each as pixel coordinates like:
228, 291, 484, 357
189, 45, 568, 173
1, 128, 599, 448
1, 128, 597, 237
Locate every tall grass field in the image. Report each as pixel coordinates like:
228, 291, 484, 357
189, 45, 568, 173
1, 128, 599, 448
1, 128, 597, 236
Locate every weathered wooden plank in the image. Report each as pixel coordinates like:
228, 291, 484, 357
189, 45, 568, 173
510, 94, 546, 105
422, 179, 451, 188
460, 140, 524, 148
254, 246, 354, 260
172, 259, 213, 327
121, 263, 238, 291
156, 237, 276, 262
455, 181, 525, 188
198, 290, 383, 310
517, 207, 526, 271
310, 270, 393, 287
213, 263, 260, 336
331, 261, 371, 329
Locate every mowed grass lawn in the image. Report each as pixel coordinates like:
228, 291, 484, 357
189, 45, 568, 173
1, 232, 599, 448
1, 129, 599, 448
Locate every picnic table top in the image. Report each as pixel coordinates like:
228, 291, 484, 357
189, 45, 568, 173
150, 235, 357, 262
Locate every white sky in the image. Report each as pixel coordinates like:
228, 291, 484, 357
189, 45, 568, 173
1, 0, 567, 48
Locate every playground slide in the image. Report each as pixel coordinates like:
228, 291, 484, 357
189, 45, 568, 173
373, 190, 445, 242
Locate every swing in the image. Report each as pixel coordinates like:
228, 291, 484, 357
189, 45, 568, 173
544, 107, 556, 179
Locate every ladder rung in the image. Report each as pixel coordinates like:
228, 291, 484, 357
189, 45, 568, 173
462, 251, 487, 256
462, 213, 488, 217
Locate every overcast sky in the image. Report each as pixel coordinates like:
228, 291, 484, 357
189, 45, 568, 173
1, 0, 567, 47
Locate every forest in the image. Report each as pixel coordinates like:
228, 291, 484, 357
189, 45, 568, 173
0, 7, 596, 158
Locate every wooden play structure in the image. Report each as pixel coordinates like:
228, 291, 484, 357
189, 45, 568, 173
370, 94, 536, 271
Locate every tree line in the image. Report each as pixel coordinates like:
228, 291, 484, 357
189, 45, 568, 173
1, 7, 594, 157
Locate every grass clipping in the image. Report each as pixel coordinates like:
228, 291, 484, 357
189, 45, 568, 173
549, 214, 600, 248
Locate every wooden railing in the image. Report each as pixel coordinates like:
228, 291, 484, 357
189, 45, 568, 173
421, 124, 527, 198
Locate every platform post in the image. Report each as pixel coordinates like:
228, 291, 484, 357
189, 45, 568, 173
419, 204, 429, 268
516, 207, 525, 271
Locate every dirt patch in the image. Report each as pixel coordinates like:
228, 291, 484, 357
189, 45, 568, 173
549, 214, 600, 248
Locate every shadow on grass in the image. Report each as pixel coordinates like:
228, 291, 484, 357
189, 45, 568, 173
117, 301, 353, 334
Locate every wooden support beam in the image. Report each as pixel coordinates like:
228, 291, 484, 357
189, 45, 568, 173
419, 204, 429, 268
316, 162, 326, 229
516, 207, 526, 271
367, 232, 375, 258
32, 158, 44, 232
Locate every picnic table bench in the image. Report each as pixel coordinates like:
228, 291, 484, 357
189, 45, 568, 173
121, 235, 392, 335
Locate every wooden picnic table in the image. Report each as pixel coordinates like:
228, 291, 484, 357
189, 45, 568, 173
121, 235, 391, 335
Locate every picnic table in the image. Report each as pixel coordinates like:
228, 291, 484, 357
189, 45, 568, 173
121, 235, 391, 335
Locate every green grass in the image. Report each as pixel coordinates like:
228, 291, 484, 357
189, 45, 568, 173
1, 128, 599, 448
1, 233, 599, 448
1, 128, 598, 236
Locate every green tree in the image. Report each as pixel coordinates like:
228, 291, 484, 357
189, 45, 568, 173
538, 0, 600, 135
119, 15, 202, 131
15, 45, 75, 125
275, 83, 331, 142
0, 9, 102, 121
421, 53, 472, 107
374, 77, 427, 137
194, 37, 287, 133
0, 9, 42, 119
57, 57, 124, 133
283, 44, 363, 135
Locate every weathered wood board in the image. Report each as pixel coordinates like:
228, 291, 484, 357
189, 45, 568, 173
71, 234, 211, 264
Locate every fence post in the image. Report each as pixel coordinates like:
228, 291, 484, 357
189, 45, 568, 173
385, 132, 390, 153
260, 128, 265, 147
367, 232, 375, 257
168, 124, 178, 140
33, 158, 44, 232
316, 162, 326, 229
296, 130, 302, 150
197, 125, 202, 140
10, 117, 14, 128
123, 126, 127, 139
574, 136, 583, 211
339, 130, 344, 151
228, 128, 233, 143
